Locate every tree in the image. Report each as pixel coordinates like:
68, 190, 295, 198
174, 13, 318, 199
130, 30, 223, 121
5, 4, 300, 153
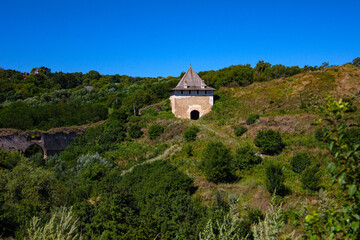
352, 57, 360, 67
201, 142, 235, 183
304, 97, 360, 239
0, 102, 34, 130
320, 62, 329, 69
84, 70, 101, 80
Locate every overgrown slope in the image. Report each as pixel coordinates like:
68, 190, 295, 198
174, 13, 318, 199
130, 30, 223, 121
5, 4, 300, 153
1, 63, 360, 239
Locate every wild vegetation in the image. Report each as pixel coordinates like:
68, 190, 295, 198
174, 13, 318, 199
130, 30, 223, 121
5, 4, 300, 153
0, 59, 360, 239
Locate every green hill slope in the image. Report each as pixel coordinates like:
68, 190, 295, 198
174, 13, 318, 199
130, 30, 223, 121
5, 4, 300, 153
1, 63, 360, 239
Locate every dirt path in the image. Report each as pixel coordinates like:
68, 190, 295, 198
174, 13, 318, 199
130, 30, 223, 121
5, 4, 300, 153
121, 143, 182, 176
194, 122, 238, 145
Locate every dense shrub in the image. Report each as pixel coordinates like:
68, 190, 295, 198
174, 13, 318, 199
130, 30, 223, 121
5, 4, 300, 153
183, 126, 200, 142
233, 125, 247, 136
343, 98, 357, 112
0, 149, 21, 170
233, 146, 262, 171
347, 127, 360, 146
128, 124, 142, 138
290, 152, 311, 173
314, 128, 324, 142
237, 219, 253, 239
183, 144, 193, 157
202, 142, 235, 183
148, 124, 164, 139
246, 114, 260, 125
301, 166, 321, 191
265, 163, 286, 196
254, 129, 285, 155
248, 208, 265, 224
118, 161, 203, 239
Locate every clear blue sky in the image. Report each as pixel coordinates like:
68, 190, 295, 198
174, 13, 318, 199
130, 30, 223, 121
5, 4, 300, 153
1, 0, 359, 77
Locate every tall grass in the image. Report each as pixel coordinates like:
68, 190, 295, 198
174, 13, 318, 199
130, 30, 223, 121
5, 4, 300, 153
27, 207, 80, 240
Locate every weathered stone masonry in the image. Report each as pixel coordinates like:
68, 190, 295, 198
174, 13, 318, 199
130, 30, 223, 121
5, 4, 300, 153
0, 125, 94, 158
170, 67, 215, 119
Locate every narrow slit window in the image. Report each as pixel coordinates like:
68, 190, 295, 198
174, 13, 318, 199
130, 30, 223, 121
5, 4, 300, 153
181, 90, 183, 94
189, 90, 191, 94
205, 90, 207, 94
197, 90, 199, 94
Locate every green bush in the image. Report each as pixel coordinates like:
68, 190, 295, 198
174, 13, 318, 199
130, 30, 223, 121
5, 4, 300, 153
183, 144, 193, 157
233, 125, 247, 137
343, 98, 357, 113
183, 126, 199, 142
265, 163, 286, 196
347, 127, 360, 146
148, 124, 164, 140
248, 208, 265, 224
128, 124, 142, 139
314, 128, 324, 142
233, 146, 262, 171
352, 57, 360, 67
290, 152, 311, 173
301, 166, 321, 191
237, 219, 253, 239
254, 129, 285, 155
246, 114, 260, 125
201, 142, 235, 183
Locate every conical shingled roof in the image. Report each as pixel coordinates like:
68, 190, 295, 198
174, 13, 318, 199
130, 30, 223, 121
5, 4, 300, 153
171, 67, 216, 91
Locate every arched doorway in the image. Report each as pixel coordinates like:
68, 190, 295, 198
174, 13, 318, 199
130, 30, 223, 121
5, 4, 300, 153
24, 144, 45, 165
190, 110, 200, 120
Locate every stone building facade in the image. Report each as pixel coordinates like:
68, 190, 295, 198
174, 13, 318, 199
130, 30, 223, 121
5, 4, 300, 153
170, 67, 215, 119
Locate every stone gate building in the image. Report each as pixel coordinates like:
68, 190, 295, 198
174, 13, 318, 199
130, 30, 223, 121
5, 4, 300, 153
170, 67, 215, 119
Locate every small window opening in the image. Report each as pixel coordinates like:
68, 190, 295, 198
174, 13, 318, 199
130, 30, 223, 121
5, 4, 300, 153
181, 90, 183, 94
197, 90, 199, 94
189, 90, 191, 94
205, 90, 207, 94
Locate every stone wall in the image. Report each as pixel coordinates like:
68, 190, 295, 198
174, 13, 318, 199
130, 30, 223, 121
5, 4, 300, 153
170, 95, 213, 119
0, 130, 80, 158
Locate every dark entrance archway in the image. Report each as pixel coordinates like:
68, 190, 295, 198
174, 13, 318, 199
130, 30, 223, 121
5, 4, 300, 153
24, 144, 45, 165
24, 144, 44, 158
190, 110, 200, 120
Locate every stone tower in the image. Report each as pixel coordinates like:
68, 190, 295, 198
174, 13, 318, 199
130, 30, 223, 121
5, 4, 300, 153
170, 67, 215, 119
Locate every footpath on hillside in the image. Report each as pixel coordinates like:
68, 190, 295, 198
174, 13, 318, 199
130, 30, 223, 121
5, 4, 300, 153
121, 143, 182, 176
193, 121, 238, 145
121, 121, 237, 176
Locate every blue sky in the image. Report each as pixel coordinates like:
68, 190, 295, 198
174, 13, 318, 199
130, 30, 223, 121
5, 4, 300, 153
1, 0, 359, 77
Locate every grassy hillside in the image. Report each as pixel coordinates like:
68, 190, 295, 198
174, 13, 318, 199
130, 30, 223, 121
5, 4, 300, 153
132, 63, 360, 236
1, 63, 360, 239
169, 64, 359, 198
